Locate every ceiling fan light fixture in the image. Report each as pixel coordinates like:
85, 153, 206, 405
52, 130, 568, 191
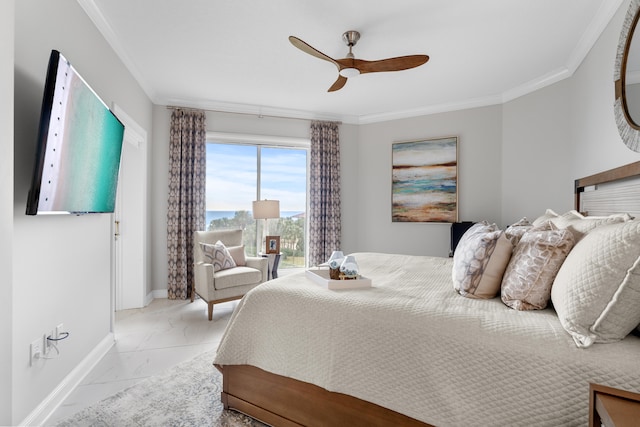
339, 67, 360, 78
289, 31, 428, 92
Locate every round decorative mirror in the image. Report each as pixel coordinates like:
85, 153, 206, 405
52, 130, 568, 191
615, 0, 640, 151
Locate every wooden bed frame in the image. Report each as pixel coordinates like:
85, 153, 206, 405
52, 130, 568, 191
216, 364, 432, 426
574, 160, 640, 214
216, 160, 640, 427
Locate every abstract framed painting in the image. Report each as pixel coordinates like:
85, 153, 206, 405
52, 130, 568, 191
392, 136, 458, 223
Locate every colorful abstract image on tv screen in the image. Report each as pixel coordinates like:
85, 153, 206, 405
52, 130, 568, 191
38, 55, 124, 213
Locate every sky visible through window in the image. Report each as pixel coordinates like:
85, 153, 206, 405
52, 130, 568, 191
206, 143, 307, 215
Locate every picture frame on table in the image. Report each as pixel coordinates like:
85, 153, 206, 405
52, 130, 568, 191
266, 236, 280, 254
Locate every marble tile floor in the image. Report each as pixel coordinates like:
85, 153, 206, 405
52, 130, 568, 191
45, 296, 238, 425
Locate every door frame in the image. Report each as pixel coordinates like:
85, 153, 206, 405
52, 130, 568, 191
110, 104, 147, 329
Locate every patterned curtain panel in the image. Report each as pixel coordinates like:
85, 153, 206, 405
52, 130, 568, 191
167, 109, 206, 299
309, 121, 342, 266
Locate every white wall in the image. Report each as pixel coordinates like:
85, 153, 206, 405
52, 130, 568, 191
501, 0, 640, 228
355, 106, 503, 257
1, 1, 14, 425
569, 0, 640, 176
501, 79, 573, 225
13, 0, 152, 423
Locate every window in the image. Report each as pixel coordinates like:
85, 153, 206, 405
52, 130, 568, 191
206, 134, 308, 270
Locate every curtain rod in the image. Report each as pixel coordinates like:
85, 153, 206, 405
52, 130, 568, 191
166, 105, 342, 125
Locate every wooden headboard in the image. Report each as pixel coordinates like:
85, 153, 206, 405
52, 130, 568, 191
574, 161, 640, 217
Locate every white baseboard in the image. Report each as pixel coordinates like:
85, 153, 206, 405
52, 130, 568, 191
22, 333, 115, 427
151, 289, 168, 300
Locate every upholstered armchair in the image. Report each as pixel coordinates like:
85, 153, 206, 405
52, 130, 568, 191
192, 229, 268, 320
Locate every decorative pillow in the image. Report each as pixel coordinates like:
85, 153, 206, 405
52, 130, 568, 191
550, 210, 632, 242
452, 222, 513, 299
532, 208, 559, 226
501, 221, 574, 311
227, 245, 246, 266
504, 217, 532, 246
200, 240, 237, 272
551, 220, 640, 348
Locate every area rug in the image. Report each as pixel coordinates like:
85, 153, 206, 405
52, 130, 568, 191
55, 350, 267, 427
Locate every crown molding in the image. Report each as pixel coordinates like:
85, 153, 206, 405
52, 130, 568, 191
500, 67, 573, 104
566, 0, 626, 73
164, 96, 359, 124
82, 0, 626, 125
357, 94, 505, 124
76, 0, 158, 103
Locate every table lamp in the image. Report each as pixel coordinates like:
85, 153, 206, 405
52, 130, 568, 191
252, 199, 280, 254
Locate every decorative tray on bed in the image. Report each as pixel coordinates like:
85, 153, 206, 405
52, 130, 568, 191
305, 268, 372, 290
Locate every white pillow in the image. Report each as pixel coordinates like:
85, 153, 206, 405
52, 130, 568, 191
227, 245, 246, 266
452, 222, 513, 299
551, 220, 640, 348
550, 210, 632, 242
532, 208, 560, 226
200, 240, 237, 272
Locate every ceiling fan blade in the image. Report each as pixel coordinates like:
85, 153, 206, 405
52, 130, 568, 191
289, 36, 338, 67
354, 55, 429, 74
328, 75, 348, 92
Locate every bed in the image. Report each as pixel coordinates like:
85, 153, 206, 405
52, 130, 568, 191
214, 161, 640, 427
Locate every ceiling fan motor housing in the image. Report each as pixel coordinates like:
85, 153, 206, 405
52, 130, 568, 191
342, 30, 361, 47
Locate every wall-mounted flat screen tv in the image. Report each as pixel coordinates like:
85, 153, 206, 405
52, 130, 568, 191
26, 49, 125, 215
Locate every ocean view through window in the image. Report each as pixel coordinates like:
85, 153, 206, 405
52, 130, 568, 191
206, 140, 308, 269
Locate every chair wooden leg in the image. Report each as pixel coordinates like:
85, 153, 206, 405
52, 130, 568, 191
208, 301, 214, 321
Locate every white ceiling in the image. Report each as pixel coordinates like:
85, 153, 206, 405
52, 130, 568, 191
79, 0, 624, 124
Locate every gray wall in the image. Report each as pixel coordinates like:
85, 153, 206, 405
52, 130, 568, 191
355, 106, 503, 256
501, 0, 640, 230
1, 1, 14, 425
12, 0, 152, 423
569, 0, 640, 175
501, 80, 573, 225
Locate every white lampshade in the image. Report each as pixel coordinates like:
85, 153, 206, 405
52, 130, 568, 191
252, 200, 280, 219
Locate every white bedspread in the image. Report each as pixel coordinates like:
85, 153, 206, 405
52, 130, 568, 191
214, 253, 640, 426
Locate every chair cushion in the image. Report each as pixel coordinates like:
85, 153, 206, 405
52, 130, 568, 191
214, 266, 264, 290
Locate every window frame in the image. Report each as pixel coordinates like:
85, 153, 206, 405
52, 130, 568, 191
205, 131, 310, 267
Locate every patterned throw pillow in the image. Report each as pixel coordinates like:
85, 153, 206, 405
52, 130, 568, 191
200, 241, 237, 272
452, 222, 513, 299
551, 220, 640, 348
504, 217, 532, 246
501, 221, 574, 311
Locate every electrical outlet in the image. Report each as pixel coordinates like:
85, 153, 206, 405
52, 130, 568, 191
42, 333, 50, 356
30, 339, 41, 366
56, 323, 64, 340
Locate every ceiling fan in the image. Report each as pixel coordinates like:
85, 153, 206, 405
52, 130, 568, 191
289, 30, 429, 92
